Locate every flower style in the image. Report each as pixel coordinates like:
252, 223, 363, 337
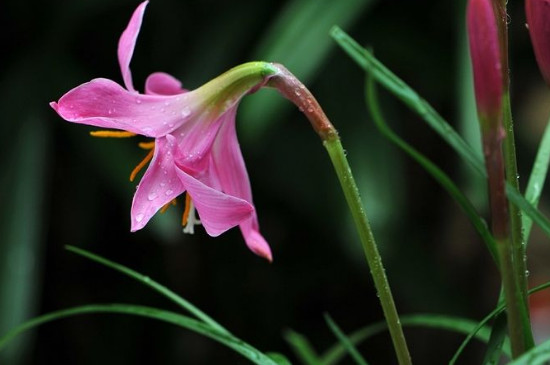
526, 0, 550, 86
51, 1, 276, 261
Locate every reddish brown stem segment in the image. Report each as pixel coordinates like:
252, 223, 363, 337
267, 64, 338, 142
483, 130, 509, 239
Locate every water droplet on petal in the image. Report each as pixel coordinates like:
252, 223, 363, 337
136, 213, 144, 222
164, 101, 170, 106
165, 189, 173, 196
181, 106, 191, 117
148, 192, 158, 201
136, 98, 142, 104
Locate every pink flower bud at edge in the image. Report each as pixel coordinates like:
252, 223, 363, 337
467, 0, 503, 124
526, 0, 550, 86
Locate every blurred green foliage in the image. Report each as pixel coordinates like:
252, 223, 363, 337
1, 0, 549, 364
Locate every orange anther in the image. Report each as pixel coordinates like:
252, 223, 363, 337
138, 141, 155, 150
182, 193, 192, 227
129, 149, 154, 182
160, 199, 177, 214
90, 130, 136, 138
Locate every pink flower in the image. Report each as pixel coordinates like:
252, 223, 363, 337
467, 0, 503, 122
526, 0, 550, 86
50, 1, 276, 261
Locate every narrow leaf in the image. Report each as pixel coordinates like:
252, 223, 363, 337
267, 353, 293, 365
481, 312, 507, 365
0, 304, 279, 365
283, 329, 323, 365
0, 116, 49, 365
451, 281, 550, 364
507, 337, 550, 365
330, 26, 550, 239
365, 75, 498, 263
522, 117, 550, 242
324, 314, 369, 365
321, 314, 493, 365
65, 245, 229, 335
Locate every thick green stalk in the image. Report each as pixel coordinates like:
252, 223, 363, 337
323, 137, 411, 365
501, 93, 534, 353
268, 64, 411, 365
490, 0, 533, 353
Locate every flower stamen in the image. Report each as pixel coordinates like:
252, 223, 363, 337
130, 148, 154, 182
160, 198, 177, 214
90, 130, 137, 138
138, 141, 155, 150
182, 193, 201, 234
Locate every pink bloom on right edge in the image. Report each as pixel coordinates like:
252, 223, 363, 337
526, 0, 550, 85
467, 0, 503, 122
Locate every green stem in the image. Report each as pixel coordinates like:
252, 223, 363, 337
268, 65, 411, 365
501, 93, 534, 354
324, 137, 411, 365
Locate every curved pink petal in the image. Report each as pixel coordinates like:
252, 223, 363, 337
172, 111, 224, 171
145, 72, 187, 95
131, 135, 184, 231
210, 107, 272, 260
118, 1, 149, 92
175, 167, 254, 237
50, 78, 194, 137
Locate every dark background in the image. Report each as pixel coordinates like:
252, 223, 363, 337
1, 0, 550, 364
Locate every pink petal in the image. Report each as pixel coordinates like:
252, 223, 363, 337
131, 135, 184, 231
210, 107, 253, 202
51, 78, 193, 137
240, 227, 272, 262
145, 72, 187, 95
210, 107, 272, 260
175, 167, 254, 237
172, 111, 224, 172
118, 1, 149, 92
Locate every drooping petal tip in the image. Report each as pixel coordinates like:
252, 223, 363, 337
244, 230, 273, 262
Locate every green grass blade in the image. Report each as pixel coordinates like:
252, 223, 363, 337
330, 26, 550, 239
0, 117, 49, 365
283, 329, 323, 365
320, 314, 493, 365
324, 314, 369, 365
0, 304, 279, 365
266, 353, 293, 365
522, 117, 550, 243
450, 281, 550, 364
65, 245, 229, 335
365, 75, 498, 262
330, 26, 484, 176
507, 337, 550, 365
241, 0, 374, 140
481, 312, 507, 365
